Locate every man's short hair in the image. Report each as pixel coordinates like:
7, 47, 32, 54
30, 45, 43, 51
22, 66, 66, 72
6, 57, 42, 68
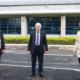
35, 22, 42, 27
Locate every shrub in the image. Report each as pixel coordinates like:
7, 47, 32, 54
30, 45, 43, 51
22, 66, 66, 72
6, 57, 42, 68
4, 37, 76, 44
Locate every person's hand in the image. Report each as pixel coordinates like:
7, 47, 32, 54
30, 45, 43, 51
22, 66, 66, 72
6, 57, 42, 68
27, 51, 30, 54
45, 51, 48, 54
73, 51, 76, 54
2, 50, 5, 54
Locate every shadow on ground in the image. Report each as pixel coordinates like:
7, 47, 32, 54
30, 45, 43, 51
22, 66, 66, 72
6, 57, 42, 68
0, 66, 80, 80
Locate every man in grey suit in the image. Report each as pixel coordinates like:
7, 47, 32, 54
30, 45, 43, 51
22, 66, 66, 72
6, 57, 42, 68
27, 22, 48, 77
0, 31, 5, 62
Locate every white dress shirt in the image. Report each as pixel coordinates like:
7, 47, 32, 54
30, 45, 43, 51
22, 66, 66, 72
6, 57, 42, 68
35, 30, 40, 45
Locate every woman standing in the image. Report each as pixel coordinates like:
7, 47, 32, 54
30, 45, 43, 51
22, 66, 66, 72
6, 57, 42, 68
0, 31, 5, 63
73, 30, 80, 64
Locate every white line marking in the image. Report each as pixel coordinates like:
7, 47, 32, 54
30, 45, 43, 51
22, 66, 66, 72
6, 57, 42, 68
5, 44, 74, 47
12, 53, 74, 57
0, 64, 80, 72
44, 54, 73, 56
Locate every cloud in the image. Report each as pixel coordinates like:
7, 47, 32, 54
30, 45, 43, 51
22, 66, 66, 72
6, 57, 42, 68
0, 0, 32, 2
0, 0, 26, 1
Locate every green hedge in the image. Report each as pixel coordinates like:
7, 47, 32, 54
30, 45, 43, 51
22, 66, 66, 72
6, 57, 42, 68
4, 37, 76, 44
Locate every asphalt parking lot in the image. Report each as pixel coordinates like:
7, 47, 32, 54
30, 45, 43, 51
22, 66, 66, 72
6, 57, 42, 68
0, 45, 80, 80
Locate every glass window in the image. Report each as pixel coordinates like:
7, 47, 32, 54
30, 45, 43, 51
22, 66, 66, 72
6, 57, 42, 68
0, 18, 21, 34
28, 17, 61, 34
66, 17, 80, 35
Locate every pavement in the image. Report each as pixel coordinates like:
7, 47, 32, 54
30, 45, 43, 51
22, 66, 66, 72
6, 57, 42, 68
0, 44, 80, 80
5, 43, 74, 52
0, 66, 80, 80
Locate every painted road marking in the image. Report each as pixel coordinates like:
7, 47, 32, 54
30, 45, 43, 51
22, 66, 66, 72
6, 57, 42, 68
12, 53, 74, 56
0, 64, 80, 72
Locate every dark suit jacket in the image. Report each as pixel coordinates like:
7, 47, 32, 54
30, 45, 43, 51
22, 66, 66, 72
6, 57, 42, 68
27, 30, 48, 55
0, 31, 5, 57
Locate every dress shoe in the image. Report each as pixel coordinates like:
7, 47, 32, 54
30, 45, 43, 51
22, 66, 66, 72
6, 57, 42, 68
77, 77, 80, 80
39, 73, 44, 77
30, 73, 35, 77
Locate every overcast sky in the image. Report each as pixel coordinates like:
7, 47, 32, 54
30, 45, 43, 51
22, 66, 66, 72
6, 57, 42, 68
0, 0, 41, 1
0, 0, 79, 1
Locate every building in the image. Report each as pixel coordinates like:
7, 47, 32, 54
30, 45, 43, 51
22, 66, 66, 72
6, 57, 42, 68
0, 0, 80, 37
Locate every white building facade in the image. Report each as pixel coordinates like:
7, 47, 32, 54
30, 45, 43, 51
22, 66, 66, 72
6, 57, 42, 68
0, 0, 80, 37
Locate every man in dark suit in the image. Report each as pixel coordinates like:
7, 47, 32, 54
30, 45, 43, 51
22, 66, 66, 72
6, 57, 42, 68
77, 77, 80, 80
27, 22, 48, 77
0, 31, 5, 62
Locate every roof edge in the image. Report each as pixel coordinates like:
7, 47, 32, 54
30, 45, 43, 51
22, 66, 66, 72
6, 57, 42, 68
0, 3, 80, 7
